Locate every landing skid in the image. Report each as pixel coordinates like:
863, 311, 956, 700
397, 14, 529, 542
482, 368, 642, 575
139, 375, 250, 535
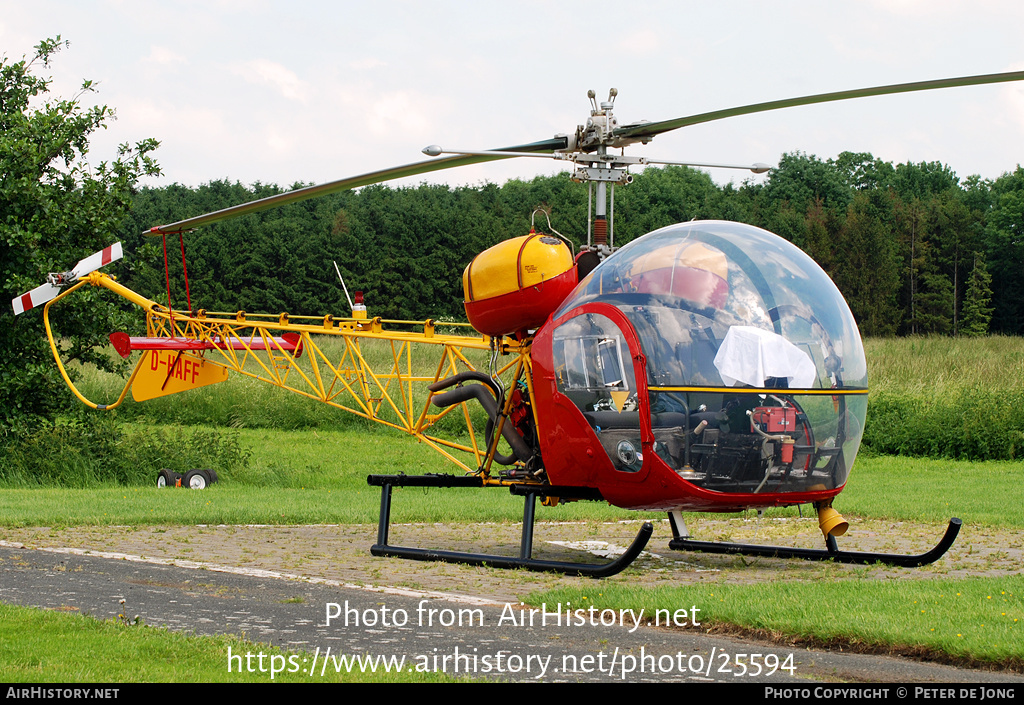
367, 474, 652, 577
667, 513, 962, 568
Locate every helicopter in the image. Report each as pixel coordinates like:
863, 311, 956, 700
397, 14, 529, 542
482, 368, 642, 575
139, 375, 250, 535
14, 70, 1024, 577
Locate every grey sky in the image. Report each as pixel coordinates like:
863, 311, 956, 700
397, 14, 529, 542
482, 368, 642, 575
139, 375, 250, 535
4, 1, 1024, 192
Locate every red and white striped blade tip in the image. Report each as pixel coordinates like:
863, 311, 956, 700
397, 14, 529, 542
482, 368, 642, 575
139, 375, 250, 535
11, 282, 61, 315
71, 242, 123, 279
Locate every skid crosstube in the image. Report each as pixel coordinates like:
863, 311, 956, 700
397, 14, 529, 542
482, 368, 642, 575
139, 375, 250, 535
668, 517, 962, 567
366, 473, 652, 577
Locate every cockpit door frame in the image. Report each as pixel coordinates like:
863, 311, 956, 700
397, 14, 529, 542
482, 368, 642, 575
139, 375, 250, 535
550, 301, 655, 482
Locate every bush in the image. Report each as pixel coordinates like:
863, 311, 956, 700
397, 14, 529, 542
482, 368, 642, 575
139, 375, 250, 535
0, 417, 250, 487
864, 387, 1024, 460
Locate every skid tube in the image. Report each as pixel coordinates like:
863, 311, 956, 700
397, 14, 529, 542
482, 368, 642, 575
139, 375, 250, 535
366, 473, 653, 577
667, 514, 962, 567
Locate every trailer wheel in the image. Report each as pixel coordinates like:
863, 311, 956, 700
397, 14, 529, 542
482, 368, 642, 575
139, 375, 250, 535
184, 469, 212, 490
157, 469, 181, 488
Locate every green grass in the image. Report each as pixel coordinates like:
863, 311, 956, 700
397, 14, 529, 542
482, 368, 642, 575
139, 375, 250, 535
0, 427, 1016, 528
530, 576, 1024, 667
0, 425, 653, 526
840, 455, 1024, 527
865, 335, 1024, 395
0, 603, 449, 682
0, 425, 1016, 529
5, 335, 1023, 674
1, 428, 1019, 674
6, 425, 1018, 672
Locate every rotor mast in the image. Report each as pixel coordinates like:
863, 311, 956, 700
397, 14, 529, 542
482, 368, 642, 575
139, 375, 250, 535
423, 88, 767, 261
523, 87, 766, 259
573, 88, 631, 256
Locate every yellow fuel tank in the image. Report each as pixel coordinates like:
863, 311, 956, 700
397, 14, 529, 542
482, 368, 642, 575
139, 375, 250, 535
463, 231, 577, 336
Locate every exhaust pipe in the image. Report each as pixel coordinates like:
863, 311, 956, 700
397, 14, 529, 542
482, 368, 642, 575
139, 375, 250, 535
429, 372, 532, 465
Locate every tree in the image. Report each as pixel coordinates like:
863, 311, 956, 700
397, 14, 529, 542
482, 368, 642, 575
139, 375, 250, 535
985, 167, 1024, 333
961, 253, 994, 337
893, 195, 927, 334
0, 38, 160, 428
832, 151, 895, 192
925, 191, 976, 335
833, 191, 902, 336
913, 267, 954, 335
756, 152, 852, 248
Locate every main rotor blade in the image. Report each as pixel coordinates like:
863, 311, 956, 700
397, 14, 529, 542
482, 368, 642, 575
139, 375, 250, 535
145, 137, 567, 236
613, 70, 1024, 142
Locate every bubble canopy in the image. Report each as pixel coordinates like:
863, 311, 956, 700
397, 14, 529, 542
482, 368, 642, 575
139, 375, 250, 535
556, 221, 867, 391
549, 221, 868, 496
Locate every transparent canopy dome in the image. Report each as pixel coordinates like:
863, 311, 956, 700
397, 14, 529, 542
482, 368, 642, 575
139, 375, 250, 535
557, 221, 867, 390
551, 221, 868, 496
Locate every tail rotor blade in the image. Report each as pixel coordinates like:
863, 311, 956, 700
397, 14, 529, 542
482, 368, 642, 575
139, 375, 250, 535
72, 242, 123, 279
12, 242, 124, 315
12, 282, 61, 315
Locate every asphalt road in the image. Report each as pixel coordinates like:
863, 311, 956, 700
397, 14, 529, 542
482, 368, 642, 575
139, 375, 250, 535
0, 542, 1021, 684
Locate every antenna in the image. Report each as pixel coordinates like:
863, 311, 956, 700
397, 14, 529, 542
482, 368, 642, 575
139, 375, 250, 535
333, 261, 355, 310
